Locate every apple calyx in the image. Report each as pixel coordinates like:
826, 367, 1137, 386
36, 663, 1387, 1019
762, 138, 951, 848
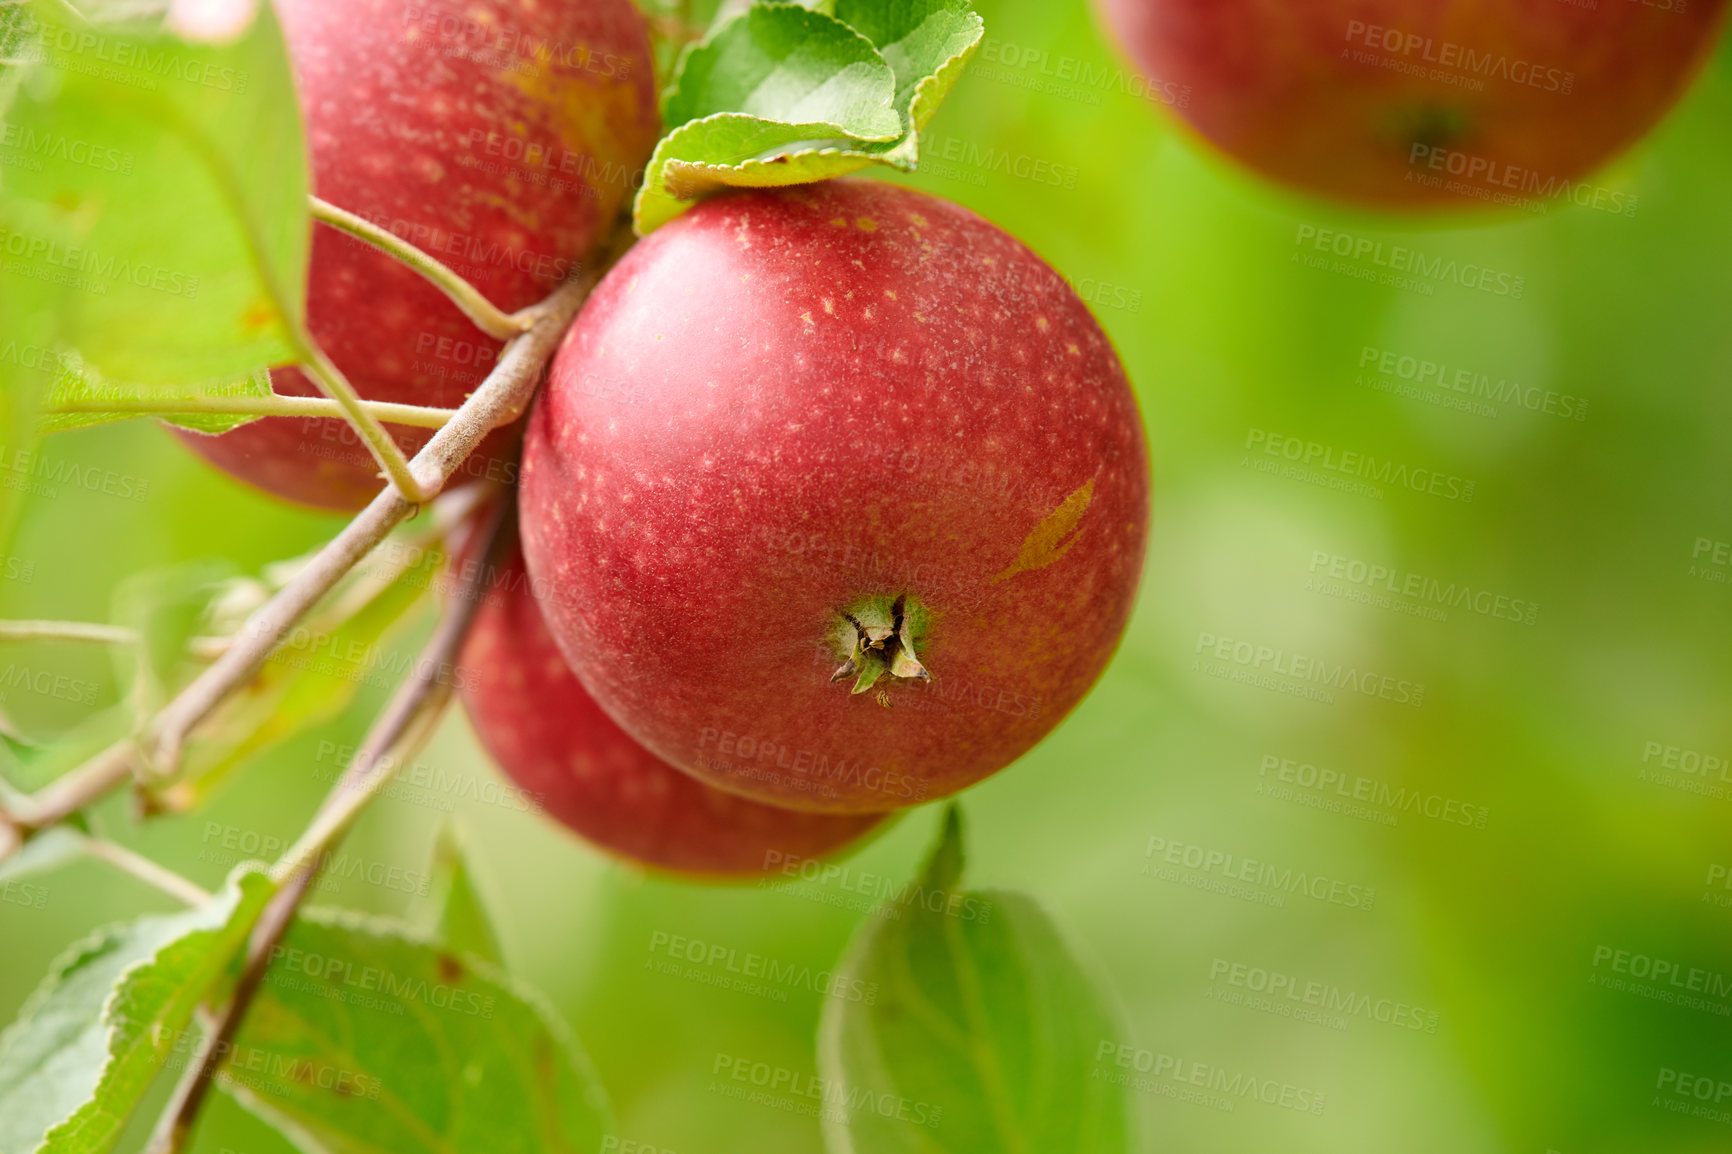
831, 593, 932, 696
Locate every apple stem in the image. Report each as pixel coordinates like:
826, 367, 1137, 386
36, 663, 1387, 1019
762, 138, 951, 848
311, 196, 533, 342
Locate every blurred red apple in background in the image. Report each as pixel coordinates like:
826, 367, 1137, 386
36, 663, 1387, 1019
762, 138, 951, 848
1096, 0, 1729, 210
519, 181, 1149, 814
176, 0, 660, 510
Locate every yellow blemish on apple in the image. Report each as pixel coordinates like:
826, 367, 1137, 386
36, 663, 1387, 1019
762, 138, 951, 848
993, 479, 1094, 583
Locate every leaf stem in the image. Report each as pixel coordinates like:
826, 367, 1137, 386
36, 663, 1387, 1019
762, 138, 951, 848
0, 223, 630, 868
0, 620, 139, 645
143, 232, 624, 777
81, 836, 213, 907
45, 395, 460, 430
295, 337, 433, 504
144, 498, 507, 1154
310, 197, 531, 341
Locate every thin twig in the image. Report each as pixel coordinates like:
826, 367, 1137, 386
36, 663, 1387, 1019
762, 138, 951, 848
144, 500, 508, 1154
310, 197, 530, 342
0, 224, 629, 866
295, 339, 431, 505
0, 620, 138, 645
81, 836, 212, 907
144, 252, 613, 777
45, 395, 459, 430
9, 739, 135, 832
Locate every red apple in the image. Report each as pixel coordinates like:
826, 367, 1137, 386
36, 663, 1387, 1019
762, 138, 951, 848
457, 531, 886, 877
519, 181, 1149, 814
1096, 0, 1728, 209
175, 0, 661, 510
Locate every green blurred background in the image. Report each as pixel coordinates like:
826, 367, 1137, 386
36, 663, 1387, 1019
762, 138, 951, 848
6, 0, 1732, 1150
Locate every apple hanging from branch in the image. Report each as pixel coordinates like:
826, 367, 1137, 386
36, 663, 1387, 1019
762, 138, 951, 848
518, 180, 1150, 814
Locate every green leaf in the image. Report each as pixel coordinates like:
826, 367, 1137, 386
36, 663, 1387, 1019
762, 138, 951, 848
637, 112, 884, 233
662, 5, 901, 134
169, 539, 441, 808
636, 3, 903, 232
0, 0, 308, 385
39, 355, 276, 435
816, 807, 1135, 1154
0, 825, 87, 885
0, 216, 59, 555
222, 910, 614, 1154
423, 822, 506, 969
0, 867, 275, 1154
110, 558, 239, 719
834, 0, 983, 167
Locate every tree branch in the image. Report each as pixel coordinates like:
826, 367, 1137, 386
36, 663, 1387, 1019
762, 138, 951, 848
144, 247, 614, 777
310, 197, 530, 342
144, 499, 508, 1154
0, 226, 627, 861
81, 835, 212, 907
44, 394, 459, 430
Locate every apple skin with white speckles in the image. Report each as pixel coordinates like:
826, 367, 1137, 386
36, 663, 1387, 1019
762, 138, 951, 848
457, 530, 886, 877
1095, 0, 1728, 210
518, 181, 1150, 814
175, 0, 660, 511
